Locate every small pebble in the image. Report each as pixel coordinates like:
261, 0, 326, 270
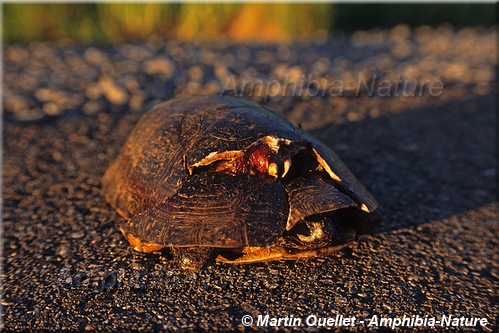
70, 231, 85, 239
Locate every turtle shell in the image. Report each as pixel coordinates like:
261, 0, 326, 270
102, 96, 380, 265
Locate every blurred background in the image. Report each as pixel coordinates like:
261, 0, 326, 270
3, 3, 496, 43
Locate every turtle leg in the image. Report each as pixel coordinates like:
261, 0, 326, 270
171, 247, 214, 270
216, 242, 351, 264
120, 228, 165, 253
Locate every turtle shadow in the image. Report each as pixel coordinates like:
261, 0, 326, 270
307, 92, 497, 233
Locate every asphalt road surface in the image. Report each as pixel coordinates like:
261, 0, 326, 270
3, 25, 497, 332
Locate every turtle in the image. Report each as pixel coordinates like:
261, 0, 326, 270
102, 95, 381, 270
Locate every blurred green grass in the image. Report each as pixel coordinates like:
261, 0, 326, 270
3, 3, 496, 43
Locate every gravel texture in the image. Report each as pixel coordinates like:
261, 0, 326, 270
3, 24, 497, 332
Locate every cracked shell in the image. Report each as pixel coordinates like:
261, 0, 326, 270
102, 95, 381, 269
